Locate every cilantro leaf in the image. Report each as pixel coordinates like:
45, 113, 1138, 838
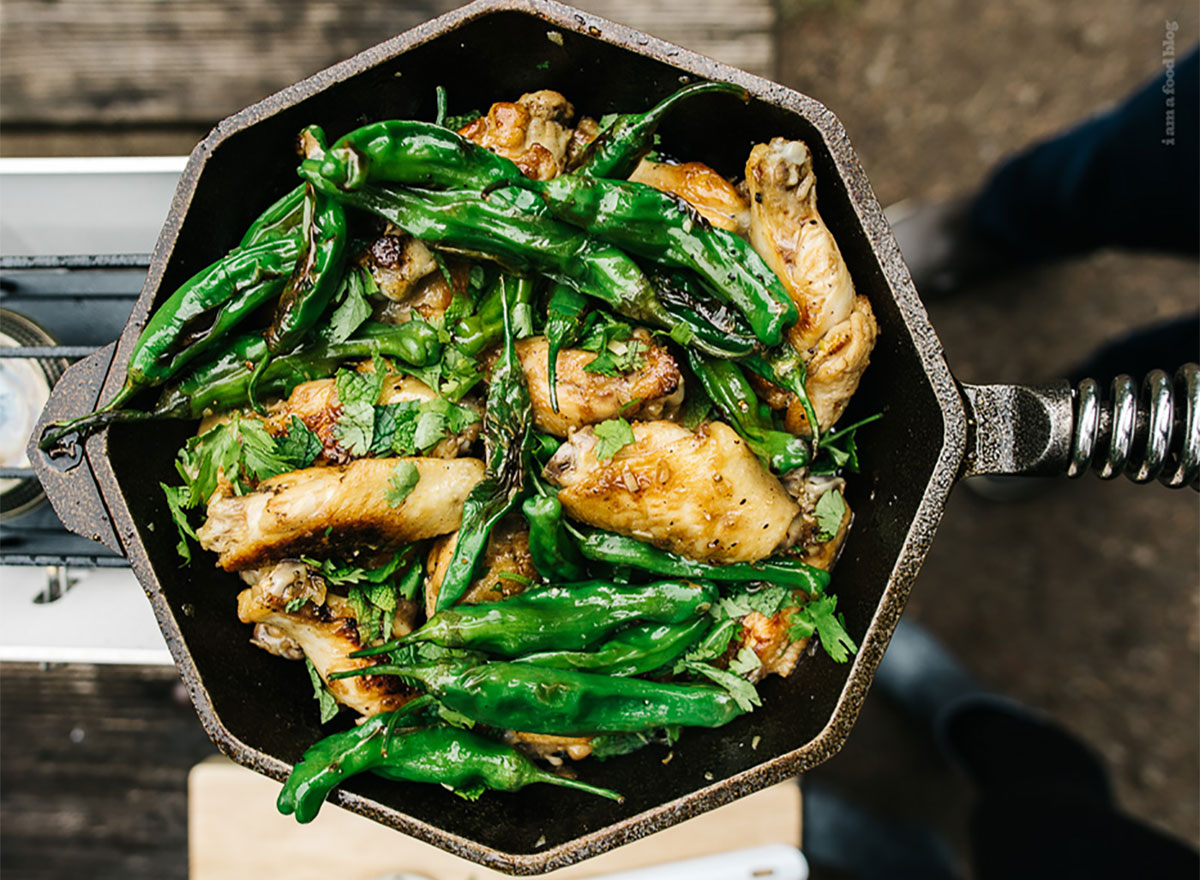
789, 594, 858, 663
584, 337, 647, 377
668, 322, 695, 346
719, 585, 790, 620
276, 416, 322, 469
680, 661, 761, 712
396, 561, 424, 603
346, 586, 382, 644
333, 365, 385, 456
284, 596, 310, 613
681, 383, 713, 430
674, 619, 737, 673
728, 645, 763, 677
579, 313, 632, 353
385, 461, 420, 507
444, 109, 482, 131
814, 489, 847, 541
325, 268, 373, 344
161, 482, 197, 564
593, 417, 635, 461
413, 408, 448, 452
305, 658, 340, 724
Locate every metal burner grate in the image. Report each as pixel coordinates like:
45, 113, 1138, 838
1, 253, 150, 567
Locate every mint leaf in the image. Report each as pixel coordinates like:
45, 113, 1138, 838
396, 561, 423, 603
681, 383, 713, 430
413, 409, 448, 452
814, 489, 846, 541
593, 417, 635, 461
305, 658, 340, 724
326, 268, 372, 344
385, 461, 420, 507
161, 483, 197, 564
276, 416, 322, 469
347, 586, 382, 644
789, 595, 857, 663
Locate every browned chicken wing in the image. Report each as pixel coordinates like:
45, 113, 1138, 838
423, 514, 538, 616
544, 420, 802, 563
629, 160, 750, 235
460, 90, 581, 180
515, 330, 684, 437
197, 456, 485, 571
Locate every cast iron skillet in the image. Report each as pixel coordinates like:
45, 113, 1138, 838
28, 0, 1200, 873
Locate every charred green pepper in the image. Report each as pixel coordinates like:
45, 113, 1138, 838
542, 283, 588, 411
514, 619, 708, 677
522, 493, 588, 582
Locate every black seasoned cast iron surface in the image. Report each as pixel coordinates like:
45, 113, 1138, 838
29, 0, 964, 872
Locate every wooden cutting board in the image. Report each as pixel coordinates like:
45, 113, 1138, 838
188, 757, 801, 880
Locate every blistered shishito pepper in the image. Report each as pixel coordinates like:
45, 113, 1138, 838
264, 127, 348, 355
542, 284, 588, 411
649, 268, 758, 358
688, 350, 810, 473
576, 81, 748, 179
522, 494, 588, 582
40, 236, 302, 448
362, 580, 715, 658
514, 619, 708, 677
317, 119, 524, 192
277, 717, 621, 823
742, 350, 821, 449
333, 660, 746, 736
571, 527, 831, 594
434, 277, 532, 611
523, 174, 797, 346
239, 183, 305, 249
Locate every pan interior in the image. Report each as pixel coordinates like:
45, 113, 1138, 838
104, 5, 947, 859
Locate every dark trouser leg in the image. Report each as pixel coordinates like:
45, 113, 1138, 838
970, 47, 1199, 261
1065, 311, 1199, 388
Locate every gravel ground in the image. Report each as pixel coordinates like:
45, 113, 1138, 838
776, 0, 1200, 859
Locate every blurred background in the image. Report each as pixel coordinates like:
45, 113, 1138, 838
2, 0, 1197, 877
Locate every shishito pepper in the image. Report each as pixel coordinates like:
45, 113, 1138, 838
576, 81, 749, 179
514, 619, 709, 677
521, 173, 797, 346
238, 183, 305, 249
688, 351, 810, 473
333, 660, 746, 736
522, 494, 588, 582
570, 526, 831, 595
358, 580, 716, 658
542, 283, 588, 412
277, 717, 621, 823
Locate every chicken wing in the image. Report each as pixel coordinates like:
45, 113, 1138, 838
259, 373, 480, 464
197, 456, 485, 571
629, 160, 750, 236
515, 330, 684, 437
237, 577, 414, 717
423, 513, 538, 616
460, 90, 581, 180
359, 227, 439, 302
544, 420, 802, 563
746, 138, 878, 430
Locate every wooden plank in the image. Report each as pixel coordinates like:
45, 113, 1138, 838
189, 757, 801, 880
0, 0, 775, 129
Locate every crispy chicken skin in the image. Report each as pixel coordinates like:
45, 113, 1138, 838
746, 138, 878, 430
544, 420, 802, 563
739, 608, 812, 682
197, 456, 485, 571
460, 90, 580, 180
630, 160, 750, 236
515, 330, 684, 437
237, 579, 414, 717
423, 514, 538, 616
259, 373, 480, 464
360, 227, 439, 302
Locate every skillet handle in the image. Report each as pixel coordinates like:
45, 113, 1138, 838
25, 343, 126, 554
959, 364, 1200, 489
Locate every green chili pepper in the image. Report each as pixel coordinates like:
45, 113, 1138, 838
514, 619, 708, 677
264, 128, 348, 355
334, 661, 746, 735
362, 580, 715, 658
576, 81, 748, 179
39, 237, 303, 448
277, 717, 621, 823
318, 119, 524, 192
450, 276, 507, 356
688, 351, 810, 473
742, 350, 821, 450
523, 174, 797, 346
522, 494, 588, 582
543, 284, 588, 411
434, 277, 533, 611
569, 526, 831, 594
649, 268, 758, 358
239, 183, 305, 249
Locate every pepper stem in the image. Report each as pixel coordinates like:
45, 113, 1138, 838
37, 381, 149, 451
536, 771, 625, 802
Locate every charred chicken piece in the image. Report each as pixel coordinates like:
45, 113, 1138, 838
515, 330, 684, 437
237, 580, 414, 717
460, 90, 580, 180
260, 373, 481, 464
197, 456, 485, 571
629, 160, 750, 236
359, 226, 439, 303
746, 138, 878, 429
544, 420, 802, 564
423, 513, 538, 617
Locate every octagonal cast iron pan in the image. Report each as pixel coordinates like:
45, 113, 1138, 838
27, 0, 1200, 873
